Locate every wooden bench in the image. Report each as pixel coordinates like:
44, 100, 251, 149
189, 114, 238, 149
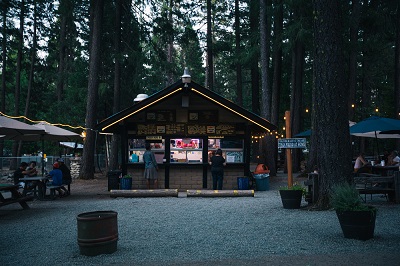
0, 195, 34, 209
47, 185, 67, 199
353, 174, 400, 203
0, 184, 34, 209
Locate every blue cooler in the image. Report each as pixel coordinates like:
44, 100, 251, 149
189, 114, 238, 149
237, 177, 249, 190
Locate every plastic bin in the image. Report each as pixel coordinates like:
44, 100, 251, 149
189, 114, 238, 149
237, 177, 249, 190
254, 174, 269, 191
120, 178, 132, 190
107, 170, 121, 191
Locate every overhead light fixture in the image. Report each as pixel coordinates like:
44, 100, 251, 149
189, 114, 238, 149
181, 67, 191, 86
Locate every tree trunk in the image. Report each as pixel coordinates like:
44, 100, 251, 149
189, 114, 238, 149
166, 0, 174, 86
250, 0, 260, 114
80, 0, 104, 179
234, 0, 243, 106
395, 2, 400, 151
206, 0, 213, 90
1, 1, 7, 113
11, 0, 25, 170
56, 0, 71, 103
109, 0, 123, 171
270, 0, 283, 176
0, 1, 9, 158
24, 0, 37, 119
312, 0, 353, 209
290, 40, 305, 173
260, 0, 271, 119
259, 0, 275, 176
348, 0, 361, 121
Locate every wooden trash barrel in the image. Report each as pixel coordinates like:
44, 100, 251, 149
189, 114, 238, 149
77, 211, 118, 256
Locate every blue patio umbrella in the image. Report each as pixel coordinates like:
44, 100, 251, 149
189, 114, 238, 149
349, 116, 400, 157
294, 129, 311, 137
349, 116, 400, 137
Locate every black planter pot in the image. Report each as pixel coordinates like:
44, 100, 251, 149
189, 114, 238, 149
336, 207, 377, 241
279, 190, 303, 209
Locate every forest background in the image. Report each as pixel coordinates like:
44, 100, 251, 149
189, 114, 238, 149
1, 0, 400, 203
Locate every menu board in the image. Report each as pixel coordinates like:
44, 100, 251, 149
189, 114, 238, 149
137, 124, 157, 135
137, 123, 236, 136
187, 125, 207, 135
165, 124, 185, 134
188, 110, 218, 122
146, 110, 175, 122
215, 125, 236, 135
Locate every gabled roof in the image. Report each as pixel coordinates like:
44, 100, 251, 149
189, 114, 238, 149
96, 80, 277, 133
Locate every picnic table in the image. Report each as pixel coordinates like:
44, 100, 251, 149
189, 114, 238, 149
0, 184, 33, 209
354, 172, 400, 203
19, 176, 48, 199
371, 165, 399, 176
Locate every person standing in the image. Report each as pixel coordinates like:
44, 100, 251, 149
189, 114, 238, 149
143, 143, 159, 189
209, 149, 226, 190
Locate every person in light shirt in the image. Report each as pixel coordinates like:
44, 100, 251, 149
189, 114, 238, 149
388, 151, 400, 166
354, 152, 368, 173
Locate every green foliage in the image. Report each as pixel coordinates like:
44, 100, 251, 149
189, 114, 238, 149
279, 183, 307, 195
330, 182, 372, 212
122, 174, 132, 179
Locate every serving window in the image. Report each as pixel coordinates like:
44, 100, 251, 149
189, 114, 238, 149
128, 138, 165, 164
208, 138, 244, 163
170, 138, 203, 163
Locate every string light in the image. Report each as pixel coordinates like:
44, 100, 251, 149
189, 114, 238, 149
0, 112, 87, 131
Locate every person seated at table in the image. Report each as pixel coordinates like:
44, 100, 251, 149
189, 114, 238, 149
26, 161, 38, 177
47, 162, 65, 197
13, 162, 29, 186
388, 150, 400, 166
56, 158, 71, 196
354, 152, 368, 173
24, 161, 40, 190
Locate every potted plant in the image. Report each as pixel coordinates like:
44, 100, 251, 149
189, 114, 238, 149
120, 174, 132, 190
330, 182, 377, 241
279, 184, 306, 209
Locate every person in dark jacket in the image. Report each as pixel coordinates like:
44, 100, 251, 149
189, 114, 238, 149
57, 158, 71, 196
13, 162, 29, 185
209, 149, 226, 190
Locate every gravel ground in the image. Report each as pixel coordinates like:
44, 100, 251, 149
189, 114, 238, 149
1, 173, 400, 266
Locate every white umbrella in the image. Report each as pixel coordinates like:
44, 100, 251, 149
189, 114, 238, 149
0, 115, 45, 136
4, 122, 81, 141
3, 122, 82, 175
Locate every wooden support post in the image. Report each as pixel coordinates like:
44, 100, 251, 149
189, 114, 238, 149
285, 110, 293, 188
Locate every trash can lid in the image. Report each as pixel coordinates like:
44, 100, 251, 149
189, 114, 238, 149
254, 164, 270, 174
